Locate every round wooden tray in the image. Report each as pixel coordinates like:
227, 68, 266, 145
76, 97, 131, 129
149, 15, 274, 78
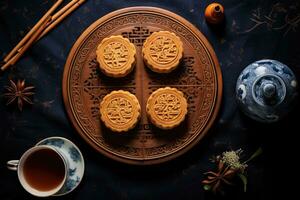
63, 7, 223, 165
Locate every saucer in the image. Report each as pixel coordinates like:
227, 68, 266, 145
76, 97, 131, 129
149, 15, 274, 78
36, 137, 85, 196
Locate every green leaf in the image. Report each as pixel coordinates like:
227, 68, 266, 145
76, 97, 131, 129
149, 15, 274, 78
244, 147, 263, 164
238, 173, 248, 192
203, 185, 211, 191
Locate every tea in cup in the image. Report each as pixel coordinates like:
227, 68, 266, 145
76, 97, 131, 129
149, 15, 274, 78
7, 145, 67, 197
7, 137, 84, 197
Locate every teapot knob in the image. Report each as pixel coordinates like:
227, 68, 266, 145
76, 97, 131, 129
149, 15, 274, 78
262, 83, 276, 99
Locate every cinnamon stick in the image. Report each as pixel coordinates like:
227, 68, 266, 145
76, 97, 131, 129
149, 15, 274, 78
1, 16, 51, 71
4, 0, 63, 63
51, 0, 79, 22
1, 0, 86, 71
39, 0, 86, 40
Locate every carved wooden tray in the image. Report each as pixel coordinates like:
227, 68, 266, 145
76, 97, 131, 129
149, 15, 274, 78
63, 7, 222, 165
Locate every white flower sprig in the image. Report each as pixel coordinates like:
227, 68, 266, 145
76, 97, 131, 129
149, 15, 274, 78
203, 148, 262, 193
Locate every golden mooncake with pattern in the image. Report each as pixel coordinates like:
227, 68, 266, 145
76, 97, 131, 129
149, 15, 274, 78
100, 90, 141, 132
142, 31, 183, 73
96, 35, 136, 77
146, 87, 187, 129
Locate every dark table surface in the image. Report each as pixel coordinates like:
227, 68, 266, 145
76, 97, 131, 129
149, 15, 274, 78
1, 0, 300, 199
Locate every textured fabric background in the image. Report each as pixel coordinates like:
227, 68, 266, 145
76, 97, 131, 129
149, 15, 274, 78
0, 0, 299, 199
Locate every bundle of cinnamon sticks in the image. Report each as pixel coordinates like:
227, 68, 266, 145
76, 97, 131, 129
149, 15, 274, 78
1, 0, 86, 71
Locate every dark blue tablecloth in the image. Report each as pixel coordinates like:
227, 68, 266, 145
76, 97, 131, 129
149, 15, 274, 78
1, 0, 300, 199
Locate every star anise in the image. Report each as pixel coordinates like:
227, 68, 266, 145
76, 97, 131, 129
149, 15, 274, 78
202, 160, 238, 193
3, 79, 35, 111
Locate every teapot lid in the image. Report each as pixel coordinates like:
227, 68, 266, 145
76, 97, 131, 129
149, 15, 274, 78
236, 59, 298, 123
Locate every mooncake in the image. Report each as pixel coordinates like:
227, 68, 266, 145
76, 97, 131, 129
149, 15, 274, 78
96, 35, 136, 77
142, 31, 183, 73
146, 87, 187, 129
100, 90, 141, 132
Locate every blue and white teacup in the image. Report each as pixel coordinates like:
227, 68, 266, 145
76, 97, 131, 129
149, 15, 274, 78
7, 145, 69, 197
7, 137, 84, 197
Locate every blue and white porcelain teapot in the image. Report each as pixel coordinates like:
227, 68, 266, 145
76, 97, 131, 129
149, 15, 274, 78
236, 59, 298, 123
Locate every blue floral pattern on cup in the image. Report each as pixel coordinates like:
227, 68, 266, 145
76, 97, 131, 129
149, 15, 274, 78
65, 176, 81, 191
69, 167, 77, 177
39, 138, 64, 148
69, 146, 81, 163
